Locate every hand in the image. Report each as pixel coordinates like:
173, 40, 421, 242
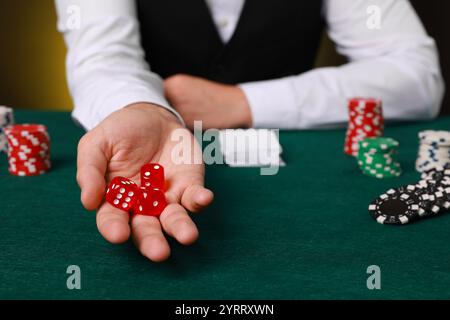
164, 74, 253, 130
76, 103, 214, 262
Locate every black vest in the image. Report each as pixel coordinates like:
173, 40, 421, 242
137, 0, 324, 84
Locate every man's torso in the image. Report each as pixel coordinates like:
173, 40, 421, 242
137, 0, 325, 84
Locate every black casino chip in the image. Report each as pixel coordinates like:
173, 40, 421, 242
435, 189, 450, 212
442, 187, 450, 209
369, 154, 450, 226
414, 182, 442, 216
368, 185, 421, 225
421, 167, 450, 184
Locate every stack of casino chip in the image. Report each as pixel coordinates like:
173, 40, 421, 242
416, 130, 450, 172
417, 167, 450, 216
4, 124, 51, 176
369, 166, 450, 225
344, 98, 384, 156
0, 106, 15, 152
357, 137, 402, 179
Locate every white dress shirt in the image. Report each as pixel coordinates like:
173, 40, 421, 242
55, 0, 444, 130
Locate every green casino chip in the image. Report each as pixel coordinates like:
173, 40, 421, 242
357, 137, 402, 179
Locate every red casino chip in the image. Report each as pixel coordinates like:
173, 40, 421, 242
4, 124, 52, 177
4, 123, 47, 134
344, 98, 384, 156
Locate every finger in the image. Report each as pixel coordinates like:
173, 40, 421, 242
160, 203, 199, 245
165, 167, 213, 213
181, 185, 214, 213
166, 182, 214, 213
77, 134, 108, 210
96, 202, 131, 244
131, 215, 171, 262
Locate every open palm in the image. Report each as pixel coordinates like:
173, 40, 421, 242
76, 104, 213, 262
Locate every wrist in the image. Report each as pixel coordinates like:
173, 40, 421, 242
127, 102, 183, 126
230, 86, 253, 128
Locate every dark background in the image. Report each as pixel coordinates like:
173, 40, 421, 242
411, 0, 449, 115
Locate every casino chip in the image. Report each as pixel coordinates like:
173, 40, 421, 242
357, 137, 402, 179
416, 177, 450, 216
4, 124, 51, 176
412, 183, 442, 217
416, 131, 450, 172
364, 130, 450, 225
421, 166, 450, 183
369, 166, 450, 226
443, 186, 450, 207
0, 106, 15, 153
344, 98, 384, 157
368, 185, 421, 225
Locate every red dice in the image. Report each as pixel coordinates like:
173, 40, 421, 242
134, 187, 167, 217
141, 163, 165, 190
105, 176, 139, 212
105, 163, 167, 217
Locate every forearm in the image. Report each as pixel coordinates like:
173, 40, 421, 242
240, 0, 444, 129
241, 52, 443, 130
55, 0, 182, 130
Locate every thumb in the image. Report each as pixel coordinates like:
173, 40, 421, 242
181, 184, 214, 213
76, 133, 108, 210
165, 169, 214, 213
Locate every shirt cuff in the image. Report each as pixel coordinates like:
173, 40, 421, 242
239, 77, 300, 129
72, 90, 185, 131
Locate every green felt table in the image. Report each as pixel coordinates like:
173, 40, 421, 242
1, 110, 450, 300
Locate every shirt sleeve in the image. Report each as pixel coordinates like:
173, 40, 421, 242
239, 0, 445, 129
55, 0, 183, 130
